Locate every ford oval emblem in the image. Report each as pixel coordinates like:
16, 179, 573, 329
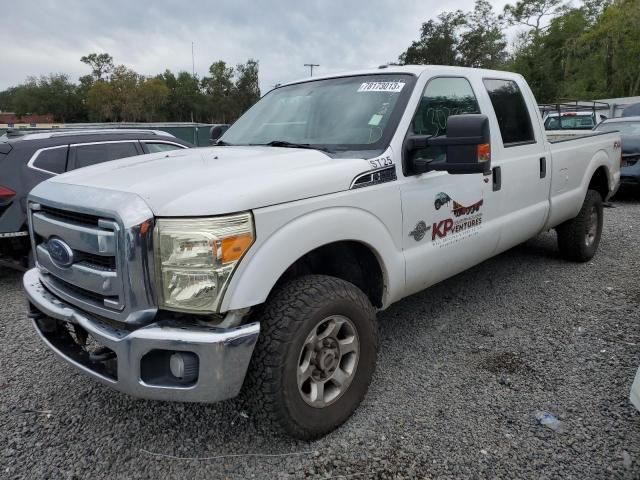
47, 238, 74, 268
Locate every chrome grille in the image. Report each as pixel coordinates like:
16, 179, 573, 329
27, 182, 158, 325
31, 205, 124, 315
40, 205, 101, 226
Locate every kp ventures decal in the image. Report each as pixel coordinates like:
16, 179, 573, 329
432, 192, 483, 248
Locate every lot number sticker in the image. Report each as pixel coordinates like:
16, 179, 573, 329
358, 81, 405, 93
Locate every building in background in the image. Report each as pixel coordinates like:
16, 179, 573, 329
0, 112, 57, 129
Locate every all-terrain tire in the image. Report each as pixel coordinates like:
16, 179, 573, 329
242, 274, 378, 440
26, 249, 35, 269
556, 189, 603, 262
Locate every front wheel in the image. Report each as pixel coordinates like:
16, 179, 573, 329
243, 275, 378, 439
556, 189, 603, 262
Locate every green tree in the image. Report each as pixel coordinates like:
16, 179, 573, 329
109, 65, 142, 121
505, 0, 640, 100
202, 61, 235, 123
399, 1, 507, 69
459, 0, 508, 68
86, 81, 114, 121
139, 77, 169, 122
508, 7, 590, 101
502, 0, 566, 36
576, 0, 640, 96
6, 74, 85, 122
399, 11, 465, 65
11, 78, 41, 117
233, 59, 261, 118
80, 53, 114, 81
171, 72, 204, 122
0, 87, 18, 112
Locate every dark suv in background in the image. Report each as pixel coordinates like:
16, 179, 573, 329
0, 129, 192, 270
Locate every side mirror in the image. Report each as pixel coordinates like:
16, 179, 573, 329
406, 114, 491, 175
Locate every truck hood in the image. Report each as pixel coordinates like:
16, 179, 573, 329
48, 146, 376, 216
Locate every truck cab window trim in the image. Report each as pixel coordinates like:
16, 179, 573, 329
482, 77, 536, 147
402, 75, 481, 176
139, 140, 189, 149
27, 145, 69, 176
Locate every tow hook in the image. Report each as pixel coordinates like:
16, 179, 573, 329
89, 347, 116, 362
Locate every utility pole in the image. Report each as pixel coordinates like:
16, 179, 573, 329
191, 42, 195, 77
304, 63, 320, 76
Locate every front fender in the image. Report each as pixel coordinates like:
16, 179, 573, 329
219, 206, 404, 312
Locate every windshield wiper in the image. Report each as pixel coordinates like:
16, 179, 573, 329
259, 140, 333, 153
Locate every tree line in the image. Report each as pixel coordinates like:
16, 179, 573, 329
0, 0, 637, 122
0, 54, 260, 124
398, 0, 640, 102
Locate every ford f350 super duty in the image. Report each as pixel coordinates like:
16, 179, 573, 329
23, 65, 621, 439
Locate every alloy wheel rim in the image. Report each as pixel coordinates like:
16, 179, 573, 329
585, 206, 599, 247
297, 315, 360, 408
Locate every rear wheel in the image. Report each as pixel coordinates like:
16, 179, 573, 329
243, 275, 378, 439
556, 189, 603, 262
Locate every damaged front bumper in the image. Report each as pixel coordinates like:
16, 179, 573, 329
23, 268, 259, 403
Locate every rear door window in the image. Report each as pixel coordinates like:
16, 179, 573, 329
483, 79, 535, 145
31, 146, 68, 174
70, 142, 140, 170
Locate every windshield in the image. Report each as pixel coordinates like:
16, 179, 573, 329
595, 120, 640, 136
220, 74, 416, 153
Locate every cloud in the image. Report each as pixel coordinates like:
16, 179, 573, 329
0, 0, 510, 94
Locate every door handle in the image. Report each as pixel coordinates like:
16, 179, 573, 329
493, 166, 501, 192
540, 157, 547, 179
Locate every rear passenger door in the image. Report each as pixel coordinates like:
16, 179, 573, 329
481, 78, 551, 252
68, 141, 142, 170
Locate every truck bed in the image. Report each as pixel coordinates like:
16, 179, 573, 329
546, 130, 612, 143
545, 130, 620, 230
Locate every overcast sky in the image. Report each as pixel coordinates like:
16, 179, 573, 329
1, 0, 511, 93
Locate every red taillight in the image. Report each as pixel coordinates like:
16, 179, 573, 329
0, 186, 15, 199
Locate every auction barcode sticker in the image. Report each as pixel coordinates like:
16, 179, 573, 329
357, 81, 405, 93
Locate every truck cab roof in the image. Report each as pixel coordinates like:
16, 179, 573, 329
278, 64, 526, 89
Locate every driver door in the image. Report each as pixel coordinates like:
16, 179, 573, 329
400, 76, 501, 297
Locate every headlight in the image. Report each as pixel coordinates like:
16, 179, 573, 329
154, 213, 254, 313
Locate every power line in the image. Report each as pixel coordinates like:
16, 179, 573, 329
304, 63, 320, 76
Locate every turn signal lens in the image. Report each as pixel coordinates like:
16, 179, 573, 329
0, 186, 15, 199
221, 233, 253, 264
477, 143, 491, 163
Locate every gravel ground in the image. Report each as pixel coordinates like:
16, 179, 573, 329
1, 195, 640, 479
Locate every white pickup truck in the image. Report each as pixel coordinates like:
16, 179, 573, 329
24, 65, 620, 439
